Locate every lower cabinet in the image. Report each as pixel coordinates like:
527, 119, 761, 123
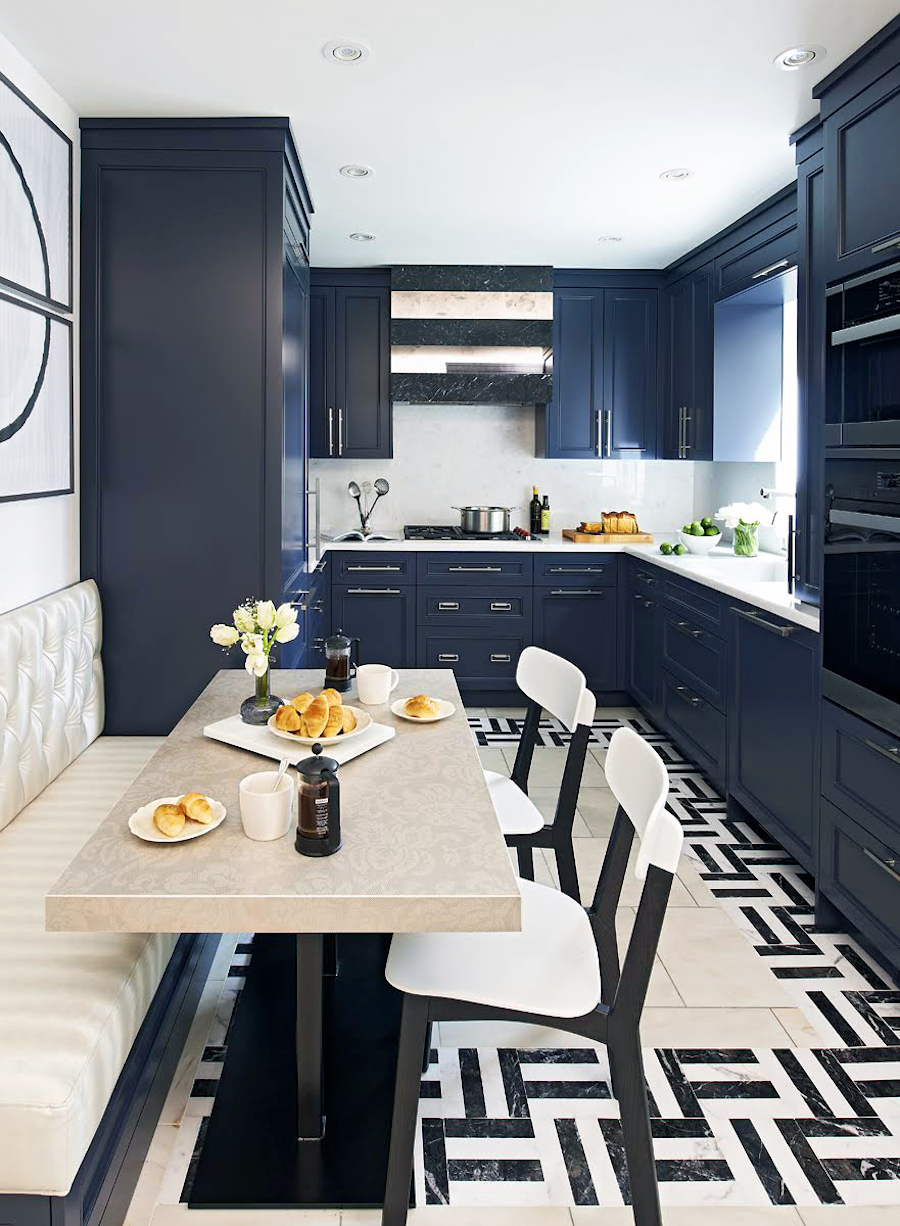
533, 587, 617, 691
628, 590, 660, 718
661, 668, 727, 788
331, 584, 416, 667
728, 603, 819, 871
417, 628, 529, 692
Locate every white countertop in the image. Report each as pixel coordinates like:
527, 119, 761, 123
315, 533, 820, 631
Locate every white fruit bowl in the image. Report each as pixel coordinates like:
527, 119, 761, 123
676, 529, 722, 555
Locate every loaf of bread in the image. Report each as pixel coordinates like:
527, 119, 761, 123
601, 511, 640, 535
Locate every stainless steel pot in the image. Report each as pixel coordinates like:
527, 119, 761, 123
453, 505, 513, 534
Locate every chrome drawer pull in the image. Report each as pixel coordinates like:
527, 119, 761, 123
448, 565, 502, 572
863, 846, 900, 885
864, 738, 900, 765
633, 595, 655, 607
438, 601, 460, 610
347, 588, 401, 595
549, 566, 604, 573
491, 653, 511, 663
346, 565, 401, 571
674, 685, 703, 708
673, 620, 703, 639
438, 653, 459, 663
871, 235, 900, 254
731, 607, 794, 637
637, 573, 657, 585
751, 257, 789, 280
490, 601, 512, 611
551, 589, 604, 596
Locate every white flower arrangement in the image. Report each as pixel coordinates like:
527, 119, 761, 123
714, 501, 772, 530
209, 599, 299, 677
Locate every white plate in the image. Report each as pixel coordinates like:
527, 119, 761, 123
391, 697, 456, 723
266, 704, 372, 746
128, 795, 226, 843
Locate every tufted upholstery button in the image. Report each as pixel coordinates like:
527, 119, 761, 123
0, 581, 104, 832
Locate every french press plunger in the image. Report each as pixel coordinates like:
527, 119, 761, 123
324, 627, 359, 694
295, 744, 341, 857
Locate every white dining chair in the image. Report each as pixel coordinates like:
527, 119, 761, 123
382, 727, 681, 1226
483, 644, 596, 901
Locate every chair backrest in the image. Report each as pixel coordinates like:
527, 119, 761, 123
515, 645, 589, 732
587, 728, 683, 1022
0, 580, 104, 832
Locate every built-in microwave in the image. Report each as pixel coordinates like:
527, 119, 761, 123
827, 260, 900, 448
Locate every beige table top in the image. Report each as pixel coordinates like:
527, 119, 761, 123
46, 669, 521, 935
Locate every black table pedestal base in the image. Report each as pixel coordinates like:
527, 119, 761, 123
189, 933, 404, 1209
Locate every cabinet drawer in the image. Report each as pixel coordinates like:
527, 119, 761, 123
661, 612, 727, 711
714, 216, 797, 300
661, 668, 727, 785
534, 554, 617, 587
332, 551, 414, 584
662, 575, 726, 634
822, 700, 900, 840
819, 797, 900, 970
417, 553, 533, 586
630, 561, 663, 595
417, 629, 527, 691
417, 587, 532, 628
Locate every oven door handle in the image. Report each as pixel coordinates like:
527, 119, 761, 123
831, 310, 900, 346
829, 508, 900, 535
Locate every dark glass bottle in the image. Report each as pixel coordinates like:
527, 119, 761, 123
530, 486, 541, 536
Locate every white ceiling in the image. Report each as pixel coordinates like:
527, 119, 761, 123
2, 0, 899, 268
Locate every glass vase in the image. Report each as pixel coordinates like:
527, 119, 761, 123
240, 663, 284, 725
733, 521, 760, 558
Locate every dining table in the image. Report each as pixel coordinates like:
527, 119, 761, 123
45, 667, 521, 1210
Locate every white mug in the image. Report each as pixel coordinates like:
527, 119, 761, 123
239, 771, 294, 841
356, 662, 400, 706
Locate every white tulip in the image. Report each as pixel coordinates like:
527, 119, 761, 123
275, 602, 297, 629
241, 633, 264, 655
209, 623, 239, 648
256, 600, 276, 630
233, 605, 256, 633
275, 622, 300, 643
245, 652, 269, 677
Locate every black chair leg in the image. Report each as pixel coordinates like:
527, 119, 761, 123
422, 1019, 434, 1074
383, 993, 431, 1226
612, 1035, 662, 1226
554, 835, 580, 903
516, 843, 535, 880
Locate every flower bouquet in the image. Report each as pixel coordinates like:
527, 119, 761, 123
210, 600, 300, 724
715, 502, 771, 558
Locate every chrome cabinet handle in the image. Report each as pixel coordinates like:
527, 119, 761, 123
637, 573, 657, 586
337, 407, 343, 456
306, 477, 321, 559
863, 846, 900, 885
438, 601, 459, 610
673, 619, 703, 640
347, 587, 400, 595
438, 653, 459, 662
549, 566, 605, 573
831, 312, 900, 346
674, 684, 703, 708
291, 588, 311, 612
596, 409, 602, 457
682, 409, 691, 456
633, 594, 655, 607
490, 601, 512, 611
677, 406, 684, 459
865, 739, 900, 766
327, 408, 334, 456
751, 257, 789, 280
448, 565, 502, 572
491, 653, 511, 663
605, 408, 613, 457
871, 235, 900, 254
731, 606, 794, 637
550, 588, 605, 595
346, 564, 402, 571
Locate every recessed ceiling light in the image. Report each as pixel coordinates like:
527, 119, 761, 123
774, 45, 824, 70
659, 167, 693, 182
323, 40, 370, 64
340, 164, 373, 179
597, 236, 623, 243
349, 232, 376, 242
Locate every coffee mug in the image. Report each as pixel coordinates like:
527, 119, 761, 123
356, 662, 400, 706
239, 771, 294, 841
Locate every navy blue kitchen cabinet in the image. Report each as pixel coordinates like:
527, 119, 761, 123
417, 628, 530, 693
309, 271, 391, 458
663, 264, 713, 460
331, 583, 416, 668
821, 699, 900, 845
712, 205, 798, 301
533, 586, 616, 692
627, 587, 661, 720
603, 289, 658, 455
542, 288, 602, 458
728, 603, 820, 871
661, 668, 728, 788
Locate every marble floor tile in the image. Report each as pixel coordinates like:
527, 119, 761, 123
477, 747, 508, 774
799, 1210, 900, 1224
501, 747, 608, 789
674, 854, 722, 907
464, 707, 489, 720
124, 1125, 179, 1226
206, 934, 236, 982
438, 1018, 603, 1051
636, 1006, 806, 1049
486, 706, 528, 719
574, 787, 618, 836
151, 1209, 339, 1225
528, 787, 592, 837
344, 1210, 573, 1225
543, 837, 696, 908
655, 907, 795, 1008
571, 1209, 804, 1224
158, 975, 225, 1125
772, 1007, 829, 1047
615, 906, 684, 1007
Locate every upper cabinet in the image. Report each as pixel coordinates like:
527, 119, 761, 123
541, 279, 658, 459
309, 271, 391, 459
663, 264, 713, 460
712, 201, 798, 301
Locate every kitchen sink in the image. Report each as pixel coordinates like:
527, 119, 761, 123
693, 551, 788, 584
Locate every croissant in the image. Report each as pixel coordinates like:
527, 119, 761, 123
180, 792, 214, 824
275, 704, 303, 732
322, 706, 343, 738
301, 695, 330, 738
341, 707, 357, 734
320, 688, 343, 708
153, 803, 185, 838
290, 692, 315, 714
405, 694, 440, 718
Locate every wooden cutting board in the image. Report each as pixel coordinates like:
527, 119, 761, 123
562, 528, 654, 544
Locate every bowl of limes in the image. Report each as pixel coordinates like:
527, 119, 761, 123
676, 517, 722, 555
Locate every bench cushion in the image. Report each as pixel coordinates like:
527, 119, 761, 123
0, 735, 176, 1196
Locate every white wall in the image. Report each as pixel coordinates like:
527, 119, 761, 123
0, 32, 78, 612
310, 403, 697, 537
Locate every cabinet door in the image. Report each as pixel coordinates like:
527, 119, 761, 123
687, 265, 714, 461
331, 585, 415, 667
308, 285, 334, 458
281, 244, 309, 588
825, 62, 900, 282
603, 289, 657, 456
335, 286, 391, 459
728, 605, 819, 870
663, 275, 692, 459
795, 150, 825, 605
544, 289, 602, 458
628, 592, 660, 716
533, 587, 616, 690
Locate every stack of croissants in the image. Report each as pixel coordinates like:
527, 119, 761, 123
153, 792, 214, 838
580, 511, 641, 535
274, 689, 357, 738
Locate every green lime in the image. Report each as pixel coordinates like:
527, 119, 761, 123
701, 516, 713, 528
691, 524, 705, 536
682, 523, 692, 534
704, 526, 719, 536
659, 542, 674, 555
690, 520, 703, 532
673, 543, 687, 556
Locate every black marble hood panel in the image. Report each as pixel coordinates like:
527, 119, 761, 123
391, 372, 552, 405
392, 265, 552, 292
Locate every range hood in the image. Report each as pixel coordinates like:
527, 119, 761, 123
390, 265, 553, 405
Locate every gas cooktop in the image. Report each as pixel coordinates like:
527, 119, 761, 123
403, 525, 531, 542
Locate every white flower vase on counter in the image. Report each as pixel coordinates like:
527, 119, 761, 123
209, 599, 300, 724
715, 502, 768, 560
733, 520, 760, 558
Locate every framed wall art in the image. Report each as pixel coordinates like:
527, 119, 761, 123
0, 291, 73, 502
0, 70, 72, 310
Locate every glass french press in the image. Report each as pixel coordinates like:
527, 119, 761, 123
295, 744, 341, 857
324, 628, 359, 694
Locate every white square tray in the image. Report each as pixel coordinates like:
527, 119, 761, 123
203, 714, 395, 765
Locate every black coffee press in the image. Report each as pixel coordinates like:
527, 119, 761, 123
323, 628, 359, 694
295, 744, 341, 857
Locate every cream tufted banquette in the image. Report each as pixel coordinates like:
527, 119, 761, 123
0, 582, 176, 1196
